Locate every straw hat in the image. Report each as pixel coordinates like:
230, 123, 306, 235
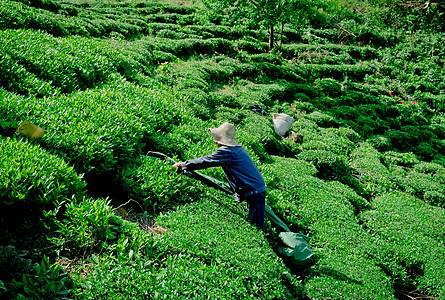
209, 122, 241, 147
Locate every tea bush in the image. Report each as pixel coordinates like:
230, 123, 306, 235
1, 0, 445, 299
300, 127, 357, 156
0, 52, 58, 98
0, 137, 85, 207
150, 37, 235, 58
306, 111, 339, 127
178, 88, 216, 120
360, 191, 445, 298
316, 78, 342, 97
154, 59, 210, 91
259, 156, 318, 227
295, 62, 373, 81
413, 162, 445, 182
366, 134, 392, 151
0, 79, 184, 175
287, 175, 399, 299
48, 197, 154, 257
349, 142, 396, 197
0, 0, 67, 35
7, 256, 73, 299
393, 170, 445, 207
118, 156, 200, 211
157, 195, 300, 299
0, 29, 115, 93
281, 43, 379, 62
237, 113, 279, 161
70, 192, 304, 299
380, 151, 421, 168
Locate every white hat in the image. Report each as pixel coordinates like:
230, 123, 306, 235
209, 122, 241, 147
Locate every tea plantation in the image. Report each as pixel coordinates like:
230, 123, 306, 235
1, 0, 445, 299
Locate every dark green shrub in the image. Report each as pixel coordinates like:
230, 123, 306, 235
426, 124, 445, 139
415, 142, 437, 160
8, 256, 73, 300
366, 135, 392, 151
401, 125, 437, 143
292, 83, 320, 99
316, 78, 342, 97
418, 93, 445, 112
395, 102, 430, 126
386, 129, 419, 150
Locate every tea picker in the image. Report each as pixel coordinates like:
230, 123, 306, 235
145, 150, 314, 270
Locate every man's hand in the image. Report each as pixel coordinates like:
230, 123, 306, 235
172, 162, 183, 168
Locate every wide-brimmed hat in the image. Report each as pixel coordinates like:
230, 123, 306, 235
209, 122, 241, 147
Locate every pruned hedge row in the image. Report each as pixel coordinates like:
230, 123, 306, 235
387, 162, 445, 207
0, 29, 113, 94
349, 142, 445, 206
118, 156, 201, 211
360, 191, 445, 299
0, 0, 68, 35
0, 0, 196, 39
263, 164, 402, 299
75, 194, 302, 299
0, 29, 155, 96
294, 125, 359, 184
156, 196, 300, 299
281, 43, 379, 62
349, 142, 396, 197
0, 136, 85, 206
0, 80, 186, 176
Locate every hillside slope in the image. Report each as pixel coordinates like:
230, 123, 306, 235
1, 0, 444, 299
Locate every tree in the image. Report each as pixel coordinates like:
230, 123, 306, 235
202, 0, 319, 51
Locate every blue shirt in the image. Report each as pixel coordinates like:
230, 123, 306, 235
182, 146, 266, 199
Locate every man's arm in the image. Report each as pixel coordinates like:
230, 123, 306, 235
172, 147, 232, 172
